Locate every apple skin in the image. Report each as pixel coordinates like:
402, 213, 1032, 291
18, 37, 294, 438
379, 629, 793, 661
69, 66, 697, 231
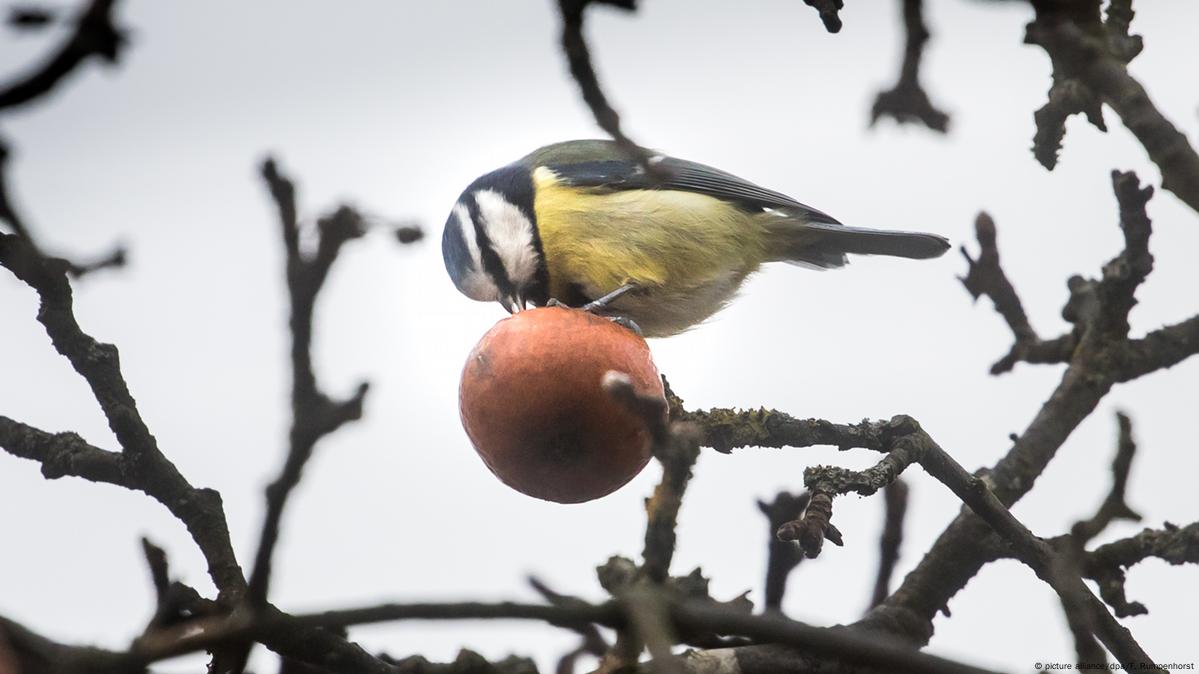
459, 306, 664, 504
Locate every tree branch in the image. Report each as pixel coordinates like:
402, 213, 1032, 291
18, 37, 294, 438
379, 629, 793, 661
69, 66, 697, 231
0, 617, 141, 674
0, 140, 126, 278
1114, 313, 1199, 381
757, 491, 809, 612
1072, 412, 1142, 543
124, 596, 1003, 674
0, 0, 126, 112
859, 171, 1184, 653
246, 159, 371, 608
0, 233, 246, 599
1025, 3, 1199, 214
555, 0, 663, 178
871, 0, 949, 132
959, 212, 1076, 374
675, 407, 887, 454
1084, 521, 1199, 618
870, 480, 908, 610
802, 0, 844, 33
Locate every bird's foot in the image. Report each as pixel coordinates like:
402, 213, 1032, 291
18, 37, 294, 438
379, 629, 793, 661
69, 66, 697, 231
583, 282, 640, 313
605, 315, 643, 336
546, 290, 642, 335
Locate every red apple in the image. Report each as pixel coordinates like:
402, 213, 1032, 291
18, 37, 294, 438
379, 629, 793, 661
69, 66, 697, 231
459, 306, 664, 503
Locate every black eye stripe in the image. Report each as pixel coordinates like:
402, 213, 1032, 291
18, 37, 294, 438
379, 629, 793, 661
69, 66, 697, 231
467, 197, 516, 297
456, 166, 549, 305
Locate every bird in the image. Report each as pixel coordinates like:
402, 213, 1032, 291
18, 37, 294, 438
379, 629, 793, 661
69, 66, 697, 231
441, 139, 950, 337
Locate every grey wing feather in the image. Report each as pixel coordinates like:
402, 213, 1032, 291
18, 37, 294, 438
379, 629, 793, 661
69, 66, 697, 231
523, 139, 840, 225
655, 158, 841, 224
521, 139, 632, 167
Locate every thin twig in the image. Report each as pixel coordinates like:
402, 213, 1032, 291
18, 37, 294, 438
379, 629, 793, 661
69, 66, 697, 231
1025, 5, 1199, 214
0, 140, 126, 278
860, 173, 1178, 660
870, 480, 909, 609
556, 0, 665, 179
1084, 521, 1199, 618
529, 576, 609, 673
0, 0, 126, 112
0, 235, 246, 599
246, 160, 371, 607
604, 372, 698, 583
871, 0, 949, 132
1040, 412, 1143, 669
756, 491, 809, 612
123, 596, 1003, 674
802, 0, 844, 33
1073, 412, 1142, 543
959, 212, 1076, 374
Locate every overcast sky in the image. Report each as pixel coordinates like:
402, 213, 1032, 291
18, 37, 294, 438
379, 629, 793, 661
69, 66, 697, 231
2, 1, 1197, 672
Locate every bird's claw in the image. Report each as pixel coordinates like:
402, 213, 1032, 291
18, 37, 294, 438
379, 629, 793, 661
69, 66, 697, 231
606, 315, 643, 336
583, 283, 640, 311
546, 294, 641, 336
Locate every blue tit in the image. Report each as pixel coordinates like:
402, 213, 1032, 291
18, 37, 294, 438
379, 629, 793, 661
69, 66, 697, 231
441, 139, 949, 337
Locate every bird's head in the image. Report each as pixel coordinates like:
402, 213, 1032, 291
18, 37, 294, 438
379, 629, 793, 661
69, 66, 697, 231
442, 164, 548, 313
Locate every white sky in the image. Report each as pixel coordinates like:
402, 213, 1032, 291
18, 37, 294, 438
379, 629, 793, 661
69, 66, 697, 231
1, 1, 1197, 672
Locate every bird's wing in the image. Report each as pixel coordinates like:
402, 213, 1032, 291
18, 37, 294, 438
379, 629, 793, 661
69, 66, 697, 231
522, 139, 841, 224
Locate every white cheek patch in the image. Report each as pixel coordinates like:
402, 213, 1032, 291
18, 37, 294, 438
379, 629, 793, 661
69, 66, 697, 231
459, 270, 499, 302
451, 202, 498, 302
473, 189, 540, 289
454, 203, 483, 267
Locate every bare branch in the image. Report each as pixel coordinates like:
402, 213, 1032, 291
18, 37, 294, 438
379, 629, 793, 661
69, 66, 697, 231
711, 400, 1159, 670
857, 173, 1183, 662
394, 224, 425, 245
0, 0, 126, 112
246, 160, 371, 607
873, 422, 1158, 672
1095, 171, 1154, 337
0, 234, 246, 598
802, 0, 844, 33
870, 480, 908, 610
871, 0, 949, 132
0, 140, 126, 278
0, 616, 141, 674
1049, 406, 1151, 674
1025, 5, 1199, 213
1033, 78, 1106, 170
1034, 412, 1143, 665
529, 577, 608, 674
1084, 521, 1199, 618
606, 372, 698, 583
959, 212, 1077, 374
756, 491, 809, 611
555, 0, 664, 178
376, 650, 537, 674
0, 415, 128, 485
127, 596, 1003, 674
1115, 314, 1199, 381
1, 194, 400, 674
6, 6, 58, 30
1073, 412, 1142, 543
959, 212, 1035, 343
676, 407, 887, 454
141, 538, 171, 600
622, 589, 682, 674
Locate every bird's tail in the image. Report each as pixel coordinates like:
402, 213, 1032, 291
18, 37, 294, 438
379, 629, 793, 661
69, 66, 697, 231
765, 219, 950, 270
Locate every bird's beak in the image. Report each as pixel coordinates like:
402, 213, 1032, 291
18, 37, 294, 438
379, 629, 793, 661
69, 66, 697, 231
500, 293, 526, 314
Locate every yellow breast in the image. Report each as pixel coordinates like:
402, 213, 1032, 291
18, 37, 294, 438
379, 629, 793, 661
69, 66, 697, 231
532, 167, 766, 302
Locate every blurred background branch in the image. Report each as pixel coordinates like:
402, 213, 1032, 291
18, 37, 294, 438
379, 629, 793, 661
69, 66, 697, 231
2, 1, 1198, 673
